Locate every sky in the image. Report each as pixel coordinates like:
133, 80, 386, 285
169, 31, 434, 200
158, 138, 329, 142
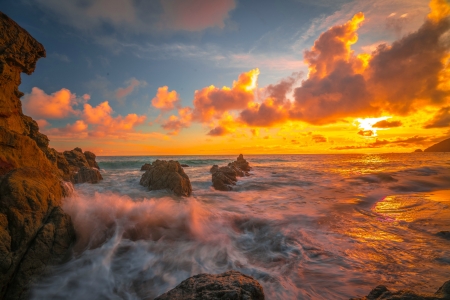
2, 0, 450, 155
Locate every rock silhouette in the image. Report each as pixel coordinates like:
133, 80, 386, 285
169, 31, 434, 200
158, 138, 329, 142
424, 138, 450, 152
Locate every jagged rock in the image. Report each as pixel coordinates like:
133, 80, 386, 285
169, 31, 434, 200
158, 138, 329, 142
424, 138, 450, 152
84, 151, 100, 169
0, 12, 77, 299
232, 154, 251, 172
63, 148, 90, 172
154, 270, 265, 300
228, 163, 245, 177
73, 166, 103, 184
139, 160, 192, 196
210, 165, 219, 174
141, 163, 152, 171
212, 166, 238, 191
352, 280, 450, 300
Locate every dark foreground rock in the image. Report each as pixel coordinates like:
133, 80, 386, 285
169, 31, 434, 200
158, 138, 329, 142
141, 163, 152, 171
61, 148, 102, 183
154, 270, 265, 300
140, 160, 192, 196
352, 280, 450, 300
424, 138, 450, 152
210, 155, 251, 191
0, 12, 98, 299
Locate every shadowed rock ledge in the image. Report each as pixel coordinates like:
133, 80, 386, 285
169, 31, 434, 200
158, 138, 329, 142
154, 270, 265, 300
0, 12, 99, 299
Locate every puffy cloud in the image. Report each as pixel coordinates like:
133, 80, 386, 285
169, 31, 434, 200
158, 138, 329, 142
372, 120, 403, 128
115, 78, 147, 102
36, 119, 50, 129
207, 126, 229, 136
83, 101, 114, 125
23, 87, 89, 119
192, 68, 260, 122
161, 107, 192, 135
152, 86, 180, 111
424, 106, 450, 128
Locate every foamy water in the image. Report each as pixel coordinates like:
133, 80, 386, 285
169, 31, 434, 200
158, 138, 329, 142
30, 154, 450, 299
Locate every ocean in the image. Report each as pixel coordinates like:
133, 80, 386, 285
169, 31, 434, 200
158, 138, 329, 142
30, 153, 450, 299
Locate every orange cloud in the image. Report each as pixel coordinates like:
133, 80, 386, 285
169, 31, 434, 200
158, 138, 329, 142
192, 68, 259, 122
152, 86, 180, 111
162, 107, 192, 135
160, 0, 236, 31
83, 101, 113, 124
332, 136, 429, 150
312, 134, 327, 143
424, 106, 450, 128
115, 78, 147, 102
23, 87, 89, 119
372, 120, 402, 128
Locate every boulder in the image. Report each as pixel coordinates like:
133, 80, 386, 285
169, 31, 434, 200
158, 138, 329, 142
210, 165, 219, 174
141, 163, 152, 171
154, 270, 265, 300
73, 166, 103, 184
212, 166, 238, 191
139, 160, 192, 196
352, 280, 450, 300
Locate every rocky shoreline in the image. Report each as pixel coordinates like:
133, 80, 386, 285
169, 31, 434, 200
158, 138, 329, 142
1, 10, 449, 300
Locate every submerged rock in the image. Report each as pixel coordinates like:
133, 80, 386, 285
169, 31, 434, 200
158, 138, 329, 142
181, 164, 189, 167
73, 166, 103, 184
139, 160, 192, 196
154, 270, 265, 300
352, 280, 450, 300
414, 149, 423, 152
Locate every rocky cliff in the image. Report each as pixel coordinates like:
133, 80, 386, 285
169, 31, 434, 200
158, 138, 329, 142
0, 12, 88, 299
424, 137, 450, 152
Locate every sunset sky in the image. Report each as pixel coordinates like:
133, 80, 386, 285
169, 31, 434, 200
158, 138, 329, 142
3, 0, 450, 155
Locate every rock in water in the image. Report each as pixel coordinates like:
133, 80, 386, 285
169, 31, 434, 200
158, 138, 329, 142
212, 166, 238, 191
232, 154, 251, 172
0, 12, 77, 299
73, 166, 103, 184
154, 270, 265, 300
139, 160, 192, 196
352, 280, 450, 300
84, 151, 100, 169
210, 165, 219, 174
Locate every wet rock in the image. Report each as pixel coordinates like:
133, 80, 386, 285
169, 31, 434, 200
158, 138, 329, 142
210, 165, 219, 174
352, 280, 450, 300
212, 166, 238, 191
232, 154, 251, 172
141, 163, 152, 171
0, 12, 76, 298
154, 270, 265, 300
63, 148, 90, 171
181, 164, 189, 167
73, 166, 103, 184
84, 151, 100, 169
139, 160, 192, 196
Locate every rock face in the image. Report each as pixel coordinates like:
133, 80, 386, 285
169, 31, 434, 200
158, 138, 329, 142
0, 12, 96, 299
154, 270, 265, 300
139, 160, 192, 196
141, 163, 152, 171
424, 138, 450, 152
210, 155, 251, 191
352, 280, 450, 300
73, 166, 103, 184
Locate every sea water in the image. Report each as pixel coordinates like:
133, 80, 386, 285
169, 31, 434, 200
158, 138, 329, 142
30, 153, 450, 299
